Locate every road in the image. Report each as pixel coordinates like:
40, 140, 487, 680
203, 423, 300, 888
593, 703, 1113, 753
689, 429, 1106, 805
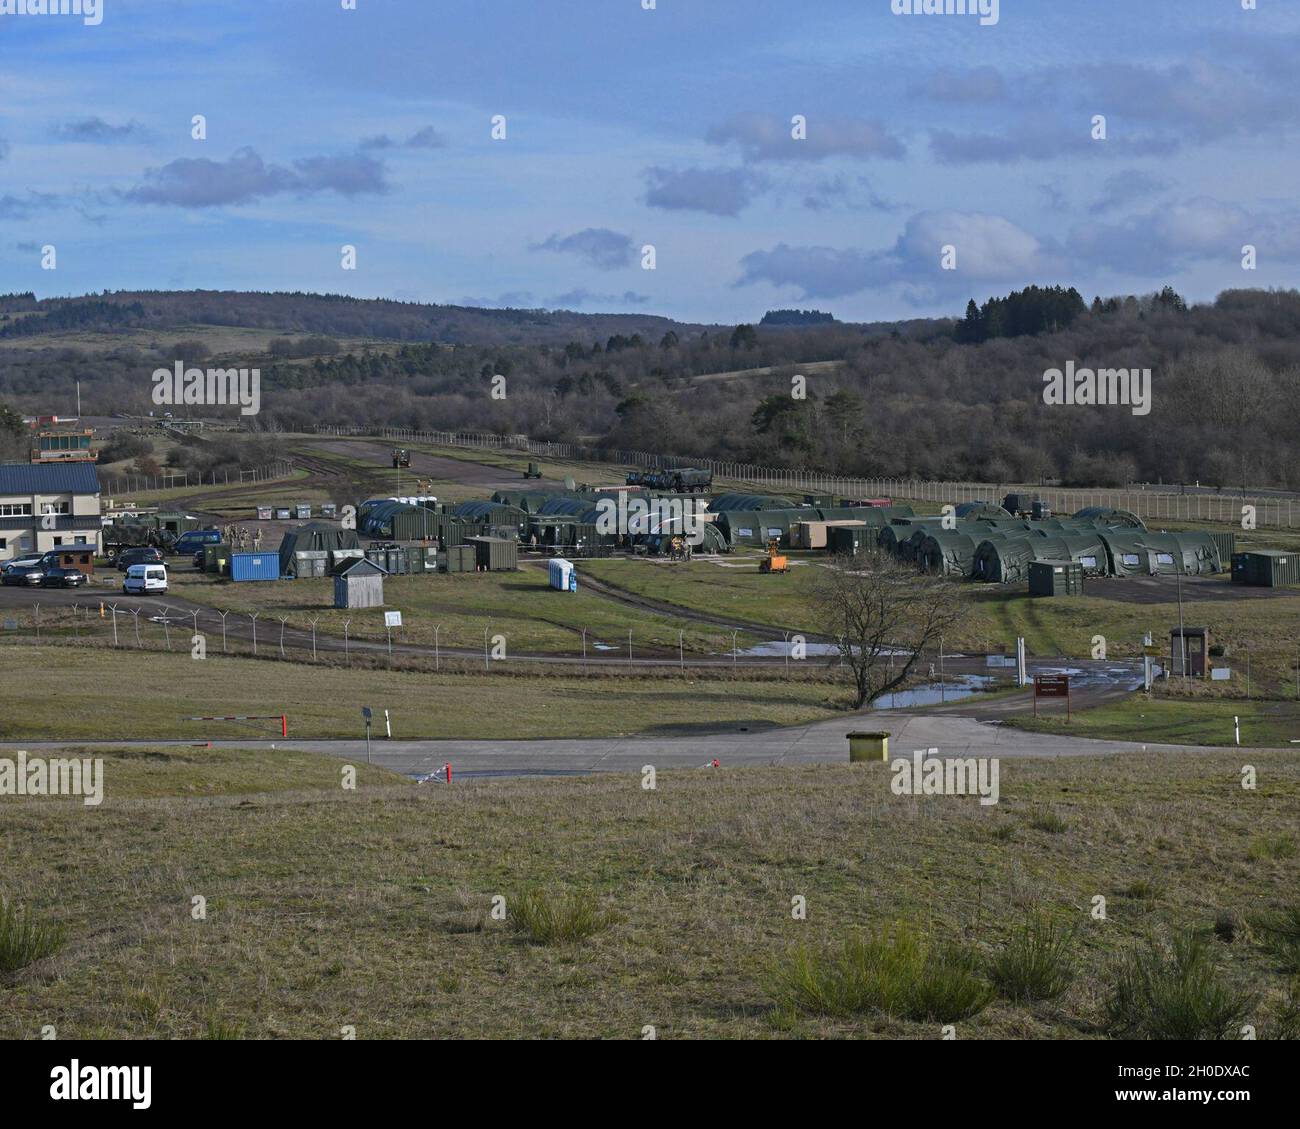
1, 712, 1249, 780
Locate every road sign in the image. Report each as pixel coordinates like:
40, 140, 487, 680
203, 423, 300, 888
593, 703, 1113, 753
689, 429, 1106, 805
1033, 673, 1071, 720
384, 611, 403, 628
361, 706, 372, 720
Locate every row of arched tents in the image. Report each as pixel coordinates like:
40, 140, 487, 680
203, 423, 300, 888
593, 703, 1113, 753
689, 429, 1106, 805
879, 508, 1226, 582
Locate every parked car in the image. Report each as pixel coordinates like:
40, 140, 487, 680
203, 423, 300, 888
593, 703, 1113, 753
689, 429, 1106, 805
1, 563, 45, 586
123, 563, 168, 595
116, 546, 165, 572
40, 567, 87, 589
172, 529, 223, 556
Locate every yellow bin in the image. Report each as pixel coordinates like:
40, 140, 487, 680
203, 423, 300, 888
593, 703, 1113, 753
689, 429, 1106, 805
847, 731, 890, 762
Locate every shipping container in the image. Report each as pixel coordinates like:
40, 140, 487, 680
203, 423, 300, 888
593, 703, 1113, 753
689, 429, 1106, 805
466, 535, 519, 571
275, 508, 291, 520
230, 552, 281, 582
293, 550, 329, 578
442, 544, 476, 573
1028, 560, 1084, 597
295, 504, 312, 520
1231, 550, 1300, 587
320, 502, 337, 518
256, 505, 273, 520
827, 525, 868, 556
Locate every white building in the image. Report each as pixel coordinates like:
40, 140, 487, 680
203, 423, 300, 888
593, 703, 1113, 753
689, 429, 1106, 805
0, 463, 102, 563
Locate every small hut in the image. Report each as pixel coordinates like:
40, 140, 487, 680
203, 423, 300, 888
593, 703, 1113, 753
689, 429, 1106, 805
333, 557, 387, 609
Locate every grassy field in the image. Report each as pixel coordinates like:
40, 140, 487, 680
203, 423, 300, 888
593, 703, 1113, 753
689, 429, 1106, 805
0, 645, 850, 741
168, 565, 765, 657
2, 746, 1297, 1038
1007, 695, 1300, 748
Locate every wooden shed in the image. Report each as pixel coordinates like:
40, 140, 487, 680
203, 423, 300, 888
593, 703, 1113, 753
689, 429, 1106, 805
333, 557, 387, 609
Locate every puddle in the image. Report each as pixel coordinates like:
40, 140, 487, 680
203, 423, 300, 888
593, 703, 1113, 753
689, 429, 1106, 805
740, 641, 916, 658
871, 674, 995, 709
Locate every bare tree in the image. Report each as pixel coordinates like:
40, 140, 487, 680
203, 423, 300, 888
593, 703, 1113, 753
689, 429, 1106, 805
812, 551, 965, 710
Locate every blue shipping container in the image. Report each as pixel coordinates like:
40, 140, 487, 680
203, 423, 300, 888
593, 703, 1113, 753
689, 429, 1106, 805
230, 552, 281, 582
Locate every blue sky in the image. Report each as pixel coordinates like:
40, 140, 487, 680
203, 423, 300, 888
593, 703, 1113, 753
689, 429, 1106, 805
1, 0, 1298, 323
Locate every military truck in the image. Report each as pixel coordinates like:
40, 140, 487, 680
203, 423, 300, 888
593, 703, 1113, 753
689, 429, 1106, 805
392, 448, 411, 468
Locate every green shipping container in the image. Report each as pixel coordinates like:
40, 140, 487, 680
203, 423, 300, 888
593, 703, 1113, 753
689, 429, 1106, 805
827, 525, 868, 556
466, 536, 518, 571
1232, 550, 1300, 587
1028, 560, 1084, 597
443, 545, 476, 573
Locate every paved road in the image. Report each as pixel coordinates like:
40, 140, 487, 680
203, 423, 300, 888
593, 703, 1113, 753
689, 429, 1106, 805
2, 712, 1250, 779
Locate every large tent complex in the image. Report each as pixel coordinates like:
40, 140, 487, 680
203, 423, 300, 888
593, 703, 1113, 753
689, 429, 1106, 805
972, 531, 1109, 583
278, 523, 362, 578
1097, 530, 1224, 576
1072, 506, 1147, 531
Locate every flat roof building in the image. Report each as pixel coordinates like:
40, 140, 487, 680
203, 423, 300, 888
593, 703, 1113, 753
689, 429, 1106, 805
0, 462, 102, 563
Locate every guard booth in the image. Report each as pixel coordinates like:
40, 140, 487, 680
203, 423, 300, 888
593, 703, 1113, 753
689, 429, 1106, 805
1170, 626, 1210, 678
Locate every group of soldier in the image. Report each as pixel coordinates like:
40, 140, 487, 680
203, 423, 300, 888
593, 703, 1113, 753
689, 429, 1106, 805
222, 524, 263, 551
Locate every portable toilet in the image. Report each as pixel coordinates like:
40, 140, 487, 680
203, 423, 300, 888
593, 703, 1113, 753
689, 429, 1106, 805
1170, 626, 1210, 678
549, 558, 576, 592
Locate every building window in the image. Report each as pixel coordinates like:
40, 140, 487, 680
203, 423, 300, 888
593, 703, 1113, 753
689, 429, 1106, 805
39, 502, 71, 515
0, 503, 33, 517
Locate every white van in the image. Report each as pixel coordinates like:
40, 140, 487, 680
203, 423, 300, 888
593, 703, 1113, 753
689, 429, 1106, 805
123, 563, 168, 595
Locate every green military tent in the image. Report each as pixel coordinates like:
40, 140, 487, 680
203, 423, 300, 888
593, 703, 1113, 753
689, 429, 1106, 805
278, 523, 362, 578
1072, 506, 1147, 531
709, 492, 798, 512
954, 501, 1012, 519
972, 531, 1108, 583
1098, 530, 1223, 577
918, 530, 980, 576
